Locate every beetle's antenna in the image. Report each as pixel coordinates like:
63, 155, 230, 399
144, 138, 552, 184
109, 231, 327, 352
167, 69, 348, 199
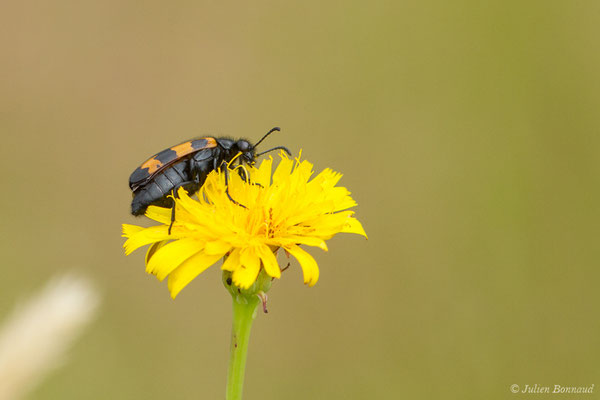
254, 127, 281, 149
256, 146, 292, 157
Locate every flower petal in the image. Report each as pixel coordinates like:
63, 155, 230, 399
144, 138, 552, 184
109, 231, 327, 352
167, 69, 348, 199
240, 248, 260, 270
222, 248, 241, 271
123, 225, 170, 255
253, 157, 273, 187
233, 249, 261, 288
342, 217, 368, 239
277, 236, 328, 251
146, 238, 203, 281
286, 244, 319, 286
205, 240, 232, 255
145, 240, 169, 264
256, 245, 281, 279
232, 265, 260, 289
293, 159, 314, 183
272, 155, 293, 183
145, 205, 172, 224
167, 250, 225, 298
122, 224, 144, 237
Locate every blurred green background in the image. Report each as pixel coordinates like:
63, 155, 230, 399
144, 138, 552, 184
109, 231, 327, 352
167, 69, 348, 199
1, 0, 599, 399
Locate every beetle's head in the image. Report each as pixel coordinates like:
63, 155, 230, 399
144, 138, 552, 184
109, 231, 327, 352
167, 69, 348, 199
235, 139, 256, 164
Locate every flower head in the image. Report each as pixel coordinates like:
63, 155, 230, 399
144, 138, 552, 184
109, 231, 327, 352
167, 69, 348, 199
122, 151, 366, 298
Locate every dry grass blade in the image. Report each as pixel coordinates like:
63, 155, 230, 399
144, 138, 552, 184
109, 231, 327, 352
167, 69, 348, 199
0, 275, 100, 400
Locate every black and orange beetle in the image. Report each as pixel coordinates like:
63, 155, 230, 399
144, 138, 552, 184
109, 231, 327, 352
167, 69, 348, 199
128, 127, 291, 232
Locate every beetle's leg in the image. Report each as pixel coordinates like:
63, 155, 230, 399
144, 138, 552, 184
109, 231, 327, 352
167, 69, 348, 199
213, 148, 222, 172
220, 160, 247, 209
243, 171, 263, 187
169, 206, 176, 235
188, 158, 195, 176
225, 168, 247, 209
237, 165, 249, 182
236, 164, 264, 188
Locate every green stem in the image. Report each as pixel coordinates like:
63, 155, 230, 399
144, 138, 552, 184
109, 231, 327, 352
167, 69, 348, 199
226, 295, 260, 400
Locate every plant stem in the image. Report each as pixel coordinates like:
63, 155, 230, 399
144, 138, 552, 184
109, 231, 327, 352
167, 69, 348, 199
226, 295, 259, 400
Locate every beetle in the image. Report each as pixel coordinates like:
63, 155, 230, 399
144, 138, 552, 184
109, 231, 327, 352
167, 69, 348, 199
129, 127, 291, 232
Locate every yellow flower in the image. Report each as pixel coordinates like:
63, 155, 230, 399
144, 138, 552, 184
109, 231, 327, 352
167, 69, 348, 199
122, 151, 367, 298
